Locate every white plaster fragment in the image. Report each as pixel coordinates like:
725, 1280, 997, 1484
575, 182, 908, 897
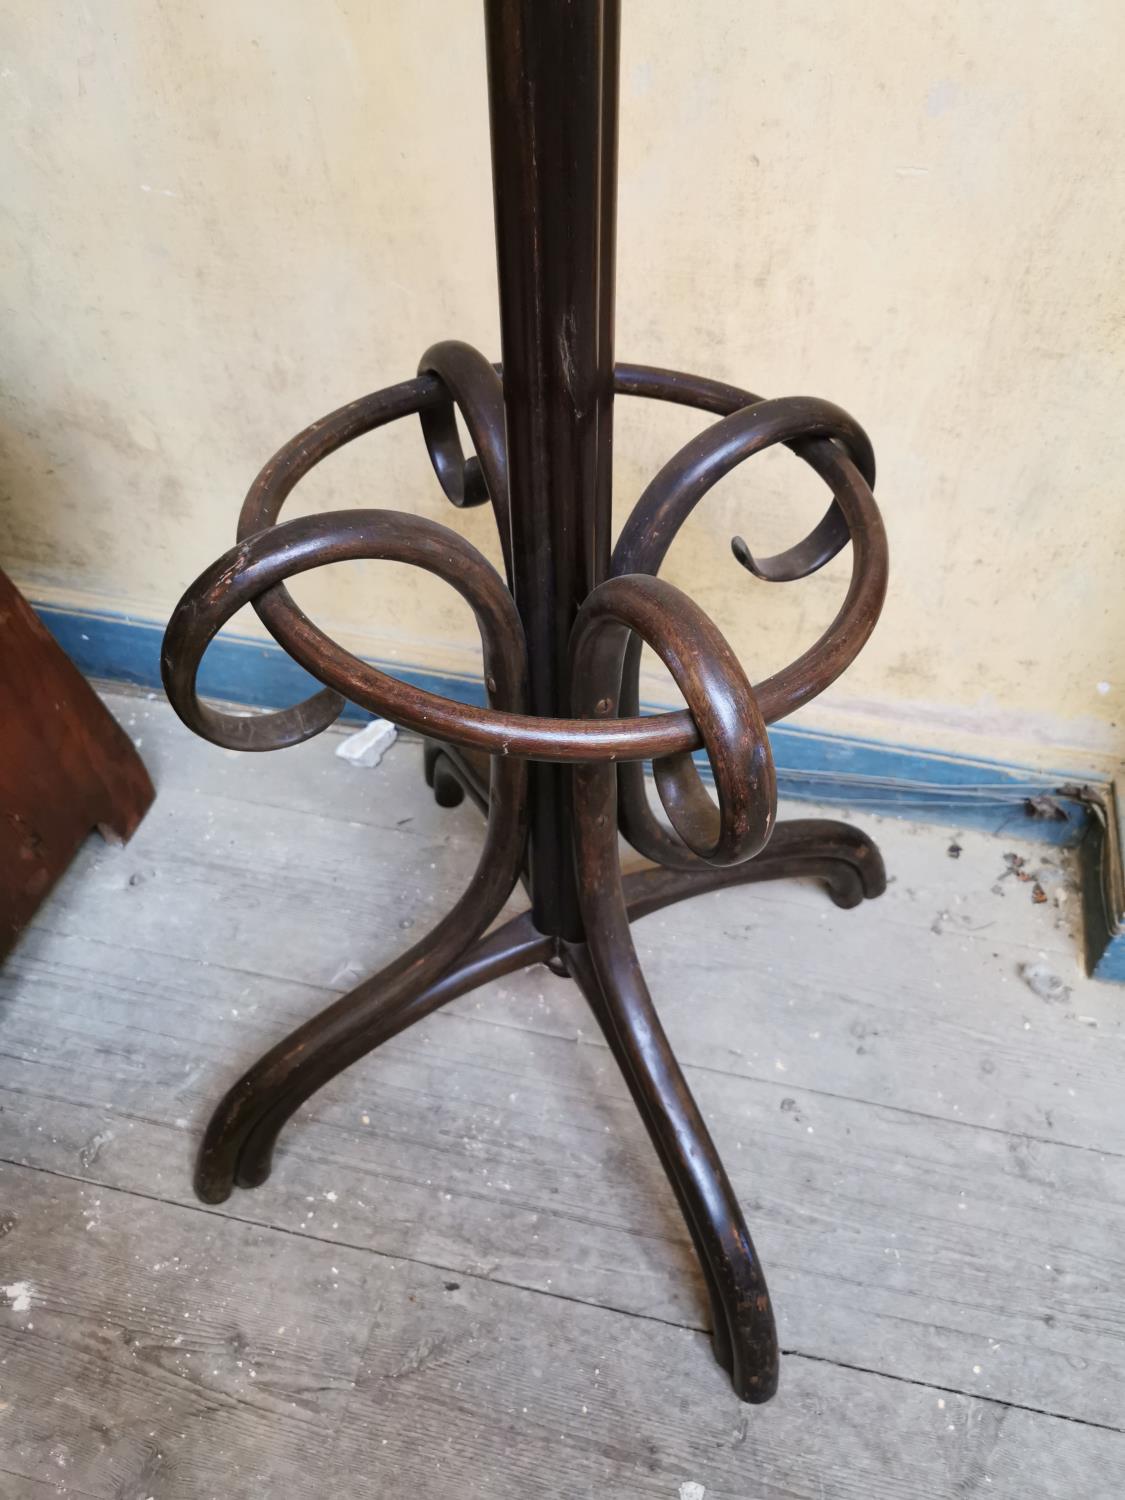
335, 718, 397, 768
4, 1280, 34, 1312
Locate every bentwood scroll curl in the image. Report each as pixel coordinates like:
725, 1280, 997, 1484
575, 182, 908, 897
608, 373, 888, 869
572, 574, 776, 866
161, 510, 528, 756
417, 340, 513, 584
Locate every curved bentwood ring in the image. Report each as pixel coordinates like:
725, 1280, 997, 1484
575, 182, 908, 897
162, 343, 888, 1404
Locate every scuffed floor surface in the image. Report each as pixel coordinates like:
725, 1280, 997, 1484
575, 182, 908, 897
1, 689, 1123, 1498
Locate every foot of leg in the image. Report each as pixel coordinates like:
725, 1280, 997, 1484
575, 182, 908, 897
623, 818, 886, 923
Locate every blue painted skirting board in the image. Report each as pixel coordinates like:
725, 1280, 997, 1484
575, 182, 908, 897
34, 600, 1124, 981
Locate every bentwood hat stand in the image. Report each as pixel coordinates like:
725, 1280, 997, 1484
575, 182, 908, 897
162, 1, 888, 1404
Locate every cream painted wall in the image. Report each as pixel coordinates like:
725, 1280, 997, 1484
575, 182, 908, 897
2, 2, 1123, 772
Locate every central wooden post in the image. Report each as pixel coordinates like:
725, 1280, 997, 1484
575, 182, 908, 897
484, 0, 620, 939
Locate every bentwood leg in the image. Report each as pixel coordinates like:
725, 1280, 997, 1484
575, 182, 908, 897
561, 935, 778, 1403
195, 749, 531, 1203
195, 907, 551, 1203
622, 818, 887, 919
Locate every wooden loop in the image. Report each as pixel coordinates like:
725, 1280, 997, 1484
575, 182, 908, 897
161, 510, 528, 754
571, 574, 776, 866
162, 352, 886, 764
416, 341, 513, 581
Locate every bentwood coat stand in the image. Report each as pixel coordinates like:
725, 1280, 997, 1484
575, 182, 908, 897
162, 1, 888, 1404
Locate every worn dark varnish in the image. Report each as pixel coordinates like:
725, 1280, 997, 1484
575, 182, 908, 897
161, 0, 888, 1405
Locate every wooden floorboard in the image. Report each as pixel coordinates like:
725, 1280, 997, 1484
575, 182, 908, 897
1, 690, 1123, 1495
3, 1163, 1124, 1499
2, 924, 1124, 1429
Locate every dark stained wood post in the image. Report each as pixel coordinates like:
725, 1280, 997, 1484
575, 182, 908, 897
484, 0, 619, 939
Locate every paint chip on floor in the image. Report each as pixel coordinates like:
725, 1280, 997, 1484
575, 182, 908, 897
3, 1281, 34, 1312
1018, 960, 1070, 1004
336, 717, 397, 767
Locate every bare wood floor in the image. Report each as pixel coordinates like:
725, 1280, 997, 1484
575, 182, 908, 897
1, 689, 1123, 1498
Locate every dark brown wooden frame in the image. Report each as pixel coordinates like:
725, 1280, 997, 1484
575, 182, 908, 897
161, 0, 888, 1403
1, 568, 154, 959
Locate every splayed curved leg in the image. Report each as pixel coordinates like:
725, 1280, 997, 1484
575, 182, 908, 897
196, 754, 531, 1204
570, 773, 779, 1404
561, 925, 777, 1401
196, 907, 551, 1203
623, 817, 886, 921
